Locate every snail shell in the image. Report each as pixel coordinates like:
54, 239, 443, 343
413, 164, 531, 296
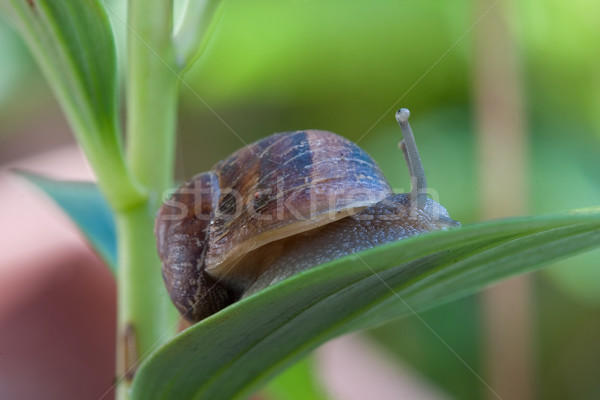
155, 109, 459, 322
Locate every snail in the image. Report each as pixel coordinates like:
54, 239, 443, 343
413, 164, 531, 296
155, 109, 459, 323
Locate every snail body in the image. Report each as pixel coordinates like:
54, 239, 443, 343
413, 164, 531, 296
155, 109, 459, 322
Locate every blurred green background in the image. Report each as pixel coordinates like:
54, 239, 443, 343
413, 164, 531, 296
1, 0, 599, 399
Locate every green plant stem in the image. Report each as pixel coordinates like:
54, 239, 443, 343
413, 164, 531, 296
127, 0, 178, 202
116, 0, 180, 399
116, 206, 177, 399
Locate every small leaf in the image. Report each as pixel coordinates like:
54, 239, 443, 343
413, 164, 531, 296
19, 172, 117, 272
174, 0, 225, 69
131, 207, 600, 400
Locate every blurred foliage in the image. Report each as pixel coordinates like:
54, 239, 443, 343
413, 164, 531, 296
0, 20, 32, 110
1, 0, 599, 399
519, 0, 600, 138
262, 356, 329, 400
370, 295, 482, 399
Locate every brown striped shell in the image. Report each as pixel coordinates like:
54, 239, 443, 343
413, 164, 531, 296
206, 131, 393, 277
156, 130, 394, 321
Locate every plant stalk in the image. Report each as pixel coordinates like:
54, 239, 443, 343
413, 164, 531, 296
115, 205, 177, 399
116, 0, 180, 398
126, 0, 179, 200
472, 0, 533, 398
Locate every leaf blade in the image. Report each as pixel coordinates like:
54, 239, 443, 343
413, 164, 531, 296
1, 0, 146, 209
131, 208, 600, 400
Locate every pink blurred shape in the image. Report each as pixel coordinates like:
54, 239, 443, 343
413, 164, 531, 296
0, 145, 117, 400
317, 334, 452, 400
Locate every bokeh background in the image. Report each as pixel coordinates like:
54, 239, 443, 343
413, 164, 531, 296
1, 0, 599, 399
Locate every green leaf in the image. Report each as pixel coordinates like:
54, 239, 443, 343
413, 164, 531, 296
131, 207, 600, 400
19, 172, 117, 272
1, 0, 146, 210
174, 0, 225, 70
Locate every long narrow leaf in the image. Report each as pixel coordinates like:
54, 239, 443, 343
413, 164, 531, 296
131, 207, 600, 400
1, 0, 145, 209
